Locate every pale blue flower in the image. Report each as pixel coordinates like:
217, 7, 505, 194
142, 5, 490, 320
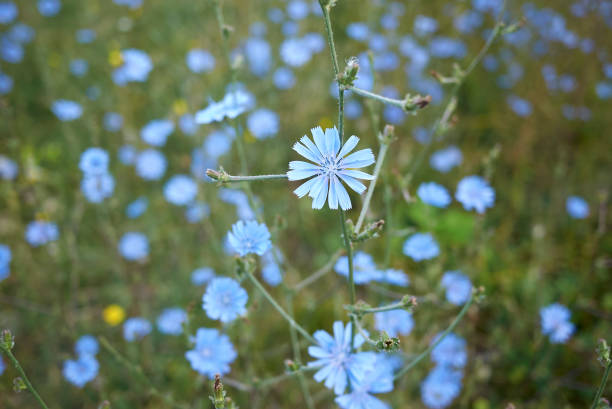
421, 366, 463, 409
104, 112, 123, 132
141, 119, 174, 147
25, 221, 59, 246
0, 2, 17, 24
287, 0, 309, 20
164, 175, 197, 206
244, 38, 271, 77
431, 333, 467, 368
203, 277, 248, 323
377, 268, 410, 287
0, 71, 13, 95
308, 321, 375, 395
63, 355, 99, 387
135, 149, 167, 180
79, 148, 109, 176
288, 127, 374, 210
262, 250, 283, 286
75, 335, 98, 357
195, 88, 252, 124
52, 100, 82, 121
0, 37, 23, 63
441, 271, 472, 306
247, 108, 279, 139
414, 15, 438, 36
118, 144, 136, 165
186, 48, 215, 73
157, 308, 187, 335
81, 173, 115, 203
335, 354, 394, 409
112, 49, 152, 85
219, 189, 255, 220
540, 303, 575, 343
335, 251, 382, 284
273, 66, 295, 89
280, 37, 312, 67
430, 37, 466, 58
430, 146, 462, 173
227, 220, 271, 256
76, 29, 95, 44
118, 232, 148, 261
507, 95, 532, 117
8, 23, 34, 44
204, 127, 235, 159
185, 201, 210, 223
375, 309, 414, 337
38, 0, 61, 17
566, 196, 589, 219
455, 176, 495, 214
267, 7, 284, 23
70, 59, 88, 77
0, 155, 18, 179
345, 99, 363, 119
185, 328, 236, 378
346, 22, 369, 41
0, 244, 11, 281
0, 356, 4, 374
418, 182, 451, 208
303, 32, 325, 53
123, 317, 152, 341
113, 0, 142, 8
179, 113, 198, 135
454, 11, 483, 34
126, 197, 147, 219
403, 233, 439, 261
191, 267, 215, 285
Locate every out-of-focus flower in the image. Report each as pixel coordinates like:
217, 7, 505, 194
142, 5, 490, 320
164, 175, 197, 206
141, 119, 174, 147
186, 48, 215, 73
157, 308, 187, 335
135, 149, 167, 180
441, 271, 472, 305
430, 146, 462, 173
335, 251, 382, 284
227, 220, 271, 256
191, 267, 215, 285
247, 108, 279, 139
118, 232, 149, 261
421, 365, 463, 409
51, 100, 83, 121
418, 182, 451, 208
185, 328, 237, 378
566, 196, 589, 219
112, 49, 153, 85
25, 221, 59, 247
63, 355, 99, 387
202, 277, 248, 323
540, 303, 575, 343
455, 176, 495, 214
103, 304, 125, 326
375, 309, 414, 337
403, 233, 439, 261
123, 317, 152, 341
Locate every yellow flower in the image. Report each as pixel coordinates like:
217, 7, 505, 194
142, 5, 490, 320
172, 99, 188, 116
109, 50, 123, 67
103, 304, 125, 326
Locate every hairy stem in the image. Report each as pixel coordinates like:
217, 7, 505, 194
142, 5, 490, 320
286, 294, 316, 409
0, 346, 50, 409
293, 249, 344, 291
355, 142, 390, 233
590, 361, 612, 409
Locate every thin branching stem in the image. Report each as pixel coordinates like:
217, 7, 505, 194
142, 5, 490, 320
346, 297, 416, 315
0, 345, 50, 409
394, 293, 474, 380
293, 249, 344, 291
355, 142, 390, 233
590, 361, 612, 409
348, 86, 405, 108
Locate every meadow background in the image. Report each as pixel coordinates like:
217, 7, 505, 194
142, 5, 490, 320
0, 0, 611, 408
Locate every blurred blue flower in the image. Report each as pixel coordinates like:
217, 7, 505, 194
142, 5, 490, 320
273, 66, 296, 89
377, 268, 410, 287
25, 221, 59, 247
418, 182, 451, 208
421, 365, 463, 409
157, 308, 187, 335
414, 15, 438, 37
287, 0, 309, 20
113, 0, 142, 8
540, 303, 575, 343
86, 86, 100, 101
344, 99, 363, 119
79, 147, 109, 176
454, 11, 483, 34
185, 201, 210, 223
0, 244, 11, 282
219, 189, 255, 220
430, 146, 462, 173
135, 149, 167, 180
186, 48, 215, 73
203, 277, 248, 323
413, 127, 431, 144
369, 34, 388, 53
380, 13, 398, 31
51, 100, 83, 121
0, 356, 4, 374
403, 233, 439, 261
472, 0, 503, 14
103, 112, 123, 132
116, 145, 136, 166
455, 175, 495, 214
566, 196, 589, 219
308, 321, 375, 395
9, 23, 34, 44
69, 59, 88, 77
191, 267, 215, 285
195, 88, 253, 124
431, 333, 467, 368
288, 127, 374, 210
227, 220, 271, 256
596, 82, 612, 99
63, 355, 99, 387
123, 317, 152, 341
280, 37, 312, 67
375, 309, 414, 337
262, 251, 283, 286
185, 328, 236, 378
0, 155, 18, 179
118, 232, 148, 261
507, 95, 532, 117
141, 119, 174, 147
38, 0, 61, 16
267, 7, 284, 23
0, 2, 17, 24
303, 32, 325, 53
81, 173, 115, 203
204, 127, 235, 159
335, 356, 394, 409
126, 197, 147, 219
75, 335, 99, 357
482, 55, 498, 72
346, 22, 369, 41
179, 113, 198, 135
441, 271, 472, 306
76, 29, 95, 43
282, 20, 299, 37
430, 37, 467, 59
247, 108, 279, 139
0, 71, 13, 94
164, 175, 197, 206
249, 22, 267, 37
0, 37, 23, 63
244, 38, 271, 77
335, 251, 381, 284
112, 49, 153, 85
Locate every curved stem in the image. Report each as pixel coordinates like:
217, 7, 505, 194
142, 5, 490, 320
590, 362, 612, 409
0, 347, 50, 409
348, 86, 404, 108
244, 270, 316, 344
293, 249, 344, 291
355, 142, 389, 233
394, 293, 474, 380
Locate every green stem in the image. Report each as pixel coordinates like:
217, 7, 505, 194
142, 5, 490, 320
286, 294, 316, 409
339, 210, 356, 351
590, 362, 612, 409
355, 142, 389, 233
394, 293, 474, 380
0, 346, 50, 409
348, 86, 405, 109
256, 365, 320, 389
346, 297, 415, 315
293, 249, 344, 291
319, 3, 340, 77
244, 270, 316, 344
207, 170, 288, 183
